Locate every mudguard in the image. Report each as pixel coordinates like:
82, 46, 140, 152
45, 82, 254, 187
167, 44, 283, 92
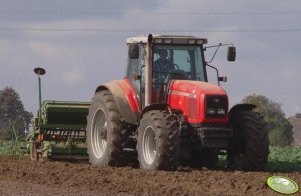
95, 79, 140, 125
228, 103, 256, 122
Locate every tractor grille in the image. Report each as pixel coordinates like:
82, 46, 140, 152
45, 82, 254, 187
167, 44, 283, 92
205, 95, 228, 118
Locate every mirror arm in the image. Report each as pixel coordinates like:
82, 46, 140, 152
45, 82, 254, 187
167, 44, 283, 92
207, 43, 221, 63
206, 63, 221, 86
205, 43, 234, 63
205, 43, 233, 50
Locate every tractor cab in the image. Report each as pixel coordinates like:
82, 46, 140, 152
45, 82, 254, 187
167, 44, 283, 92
126, 35, 233, 108
127, 35, 207, 106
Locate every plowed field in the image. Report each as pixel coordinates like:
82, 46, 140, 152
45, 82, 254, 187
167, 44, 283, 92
0, 156, 300, 195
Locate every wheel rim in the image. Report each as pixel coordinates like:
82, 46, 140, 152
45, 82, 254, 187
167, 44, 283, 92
91, 108, 107, 159
142, 126, 156, 164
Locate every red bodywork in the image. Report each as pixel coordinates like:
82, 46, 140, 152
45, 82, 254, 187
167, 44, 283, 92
115, 79, 140, 112
167, 80, 229, 125
115, 79, 229, 125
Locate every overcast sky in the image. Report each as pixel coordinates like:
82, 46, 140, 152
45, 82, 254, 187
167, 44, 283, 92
0, 0, 300, 117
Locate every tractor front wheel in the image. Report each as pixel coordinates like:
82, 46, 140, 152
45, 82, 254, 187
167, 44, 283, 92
227, 111, 269, 171
137, 110, 180, 170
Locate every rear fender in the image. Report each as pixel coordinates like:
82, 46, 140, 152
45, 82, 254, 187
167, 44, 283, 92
228, 103, 256, 122
95, 80, 140, 125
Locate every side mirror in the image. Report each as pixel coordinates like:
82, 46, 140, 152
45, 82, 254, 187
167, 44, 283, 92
128, 44, 139, 59
227, 46, 236, 61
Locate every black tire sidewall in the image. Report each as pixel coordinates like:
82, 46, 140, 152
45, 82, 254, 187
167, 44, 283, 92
228, 111, 269, 171
137, 115, 158, 170
86, 91, 123, 166
137, 110, 180, 170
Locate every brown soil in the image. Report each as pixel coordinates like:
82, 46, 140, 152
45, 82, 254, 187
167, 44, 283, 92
0, 156, 300, 196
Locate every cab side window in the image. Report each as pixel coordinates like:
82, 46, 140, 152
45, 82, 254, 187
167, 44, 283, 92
126, 44, 145, 98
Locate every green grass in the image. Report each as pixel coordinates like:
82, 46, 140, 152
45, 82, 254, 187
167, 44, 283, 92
0, 140, 26, 155
268, 146, 301, 172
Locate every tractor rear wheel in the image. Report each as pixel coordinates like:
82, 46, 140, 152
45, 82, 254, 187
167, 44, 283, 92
137, 110, 180, 170
227, 111, 269, 171
86, 90, 127, 167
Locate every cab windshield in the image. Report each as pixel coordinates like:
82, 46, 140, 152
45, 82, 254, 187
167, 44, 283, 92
153, 45, 206, 83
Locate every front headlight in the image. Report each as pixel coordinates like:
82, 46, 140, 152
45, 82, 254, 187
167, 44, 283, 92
207, 108, 216, 115
205, 95, 228, 118
217, 108, 226, 115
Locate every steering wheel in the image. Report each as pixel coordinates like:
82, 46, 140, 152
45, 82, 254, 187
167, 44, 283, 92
153, 63, 181, 84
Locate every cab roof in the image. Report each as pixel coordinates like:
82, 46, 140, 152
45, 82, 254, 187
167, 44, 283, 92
126, 34, 207, 45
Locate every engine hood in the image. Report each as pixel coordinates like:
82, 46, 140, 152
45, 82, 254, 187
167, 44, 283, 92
167, 80, 228, 125
168, 80, 227, 96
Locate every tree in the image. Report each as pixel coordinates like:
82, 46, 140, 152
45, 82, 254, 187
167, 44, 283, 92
242, 94, 293, 146
0, 87, 33, 140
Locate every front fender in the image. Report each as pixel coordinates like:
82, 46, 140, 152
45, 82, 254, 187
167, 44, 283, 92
228, 103, 256, 122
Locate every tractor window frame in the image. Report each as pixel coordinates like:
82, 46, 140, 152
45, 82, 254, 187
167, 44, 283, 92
152, 44, 207, 83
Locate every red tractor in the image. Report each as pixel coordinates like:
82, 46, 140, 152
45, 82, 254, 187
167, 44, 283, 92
86, 34, 269, 171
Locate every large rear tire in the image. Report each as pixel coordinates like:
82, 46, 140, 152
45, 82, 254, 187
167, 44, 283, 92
227, 111, 269, 171
137, 110, 180, 170
86, 90, 127, 167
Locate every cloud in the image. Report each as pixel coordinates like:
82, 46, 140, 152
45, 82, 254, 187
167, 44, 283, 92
61, 69, 85, 85
27, 41, 65, 59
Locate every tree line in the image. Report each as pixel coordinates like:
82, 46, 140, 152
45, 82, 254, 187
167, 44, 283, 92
0, 87, 32, 141
0, 87, 294, 146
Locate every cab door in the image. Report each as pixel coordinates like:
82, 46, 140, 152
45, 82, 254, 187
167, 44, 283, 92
126, 44, 146, 109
